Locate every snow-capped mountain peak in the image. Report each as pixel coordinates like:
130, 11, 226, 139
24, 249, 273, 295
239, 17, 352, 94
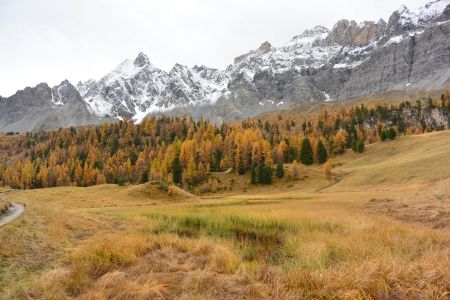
390, 0, 449, 31
103, 53, 153, 85
134, 52, 150, 67
76, 51, 232, 121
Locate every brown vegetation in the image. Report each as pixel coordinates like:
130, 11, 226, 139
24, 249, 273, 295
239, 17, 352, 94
0, 131, 449, 299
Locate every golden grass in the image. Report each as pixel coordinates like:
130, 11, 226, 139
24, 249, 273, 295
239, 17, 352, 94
331, 130, 450, 189
31, 232, 245, 299
0, 131, 449, 299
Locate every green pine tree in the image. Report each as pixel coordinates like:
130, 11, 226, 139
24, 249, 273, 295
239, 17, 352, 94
263, 165, 273, 184
111, 137, 119, 155
352, 140, 358, 153
238, 164, 245, 175
142, 169, 149, 183
427, 97, 434, 109
258, 164, 264, 184
171, 156, 182, 185
250, 164, 257, 184
357, 140, 365, 153
300, 138, 314, 165
317, 140, 328, 164
353, 140, 365, 153
276, 163, 284, 178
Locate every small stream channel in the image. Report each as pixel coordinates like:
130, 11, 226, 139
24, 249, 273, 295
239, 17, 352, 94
0, 203, 25, 227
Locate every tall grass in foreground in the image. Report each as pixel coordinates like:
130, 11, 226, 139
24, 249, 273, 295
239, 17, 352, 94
4, 203, 449, 299
22, 229, 449, 300
25, 232, 243, 299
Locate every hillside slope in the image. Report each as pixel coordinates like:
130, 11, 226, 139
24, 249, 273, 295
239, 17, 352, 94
332, 130, 450, 189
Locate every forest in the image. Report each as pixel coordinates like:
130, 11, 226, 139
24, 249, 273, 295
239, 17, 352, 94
1, 94, 449, 191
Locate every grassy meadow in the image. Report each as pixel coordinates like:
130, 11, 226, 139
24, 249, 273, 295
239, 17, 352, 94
0, 131, 449, 299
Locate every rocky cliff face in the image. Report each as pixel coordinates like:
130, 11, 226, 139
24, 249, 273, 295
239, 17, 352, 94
1, 0, 449, 131
326, 19, 386, 46
0, 81, 100, 132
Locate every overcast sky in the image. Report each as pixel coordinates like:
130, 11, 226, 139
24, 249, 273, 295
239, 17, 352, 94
0, 0, 427, 96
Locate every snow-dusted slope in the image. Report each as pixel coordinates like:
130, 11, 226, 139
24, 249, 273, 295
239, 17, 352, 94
386, 0, 449, 35
230, 26, 338, 78
398, 0, 448, 26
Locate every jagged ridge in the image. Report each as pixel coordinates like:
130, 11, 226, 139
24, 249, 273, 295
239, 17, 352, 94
75, 0, 449, 123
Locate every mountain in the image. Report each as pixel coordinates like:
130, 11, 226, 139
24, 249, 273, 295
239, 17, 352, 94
76, 53, 229, 123
1, 0, 449, 131
0, 80, 101, 132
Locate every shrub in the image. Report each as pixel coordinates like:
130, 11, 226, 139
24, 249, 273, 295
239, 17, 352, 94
388, 128, 397, 140
155, 180, 168, 192
116, 178, 125, 186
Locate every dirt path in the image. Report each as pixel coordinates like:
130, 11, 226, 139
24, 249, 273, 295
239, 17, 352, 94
0, 203, 25, 227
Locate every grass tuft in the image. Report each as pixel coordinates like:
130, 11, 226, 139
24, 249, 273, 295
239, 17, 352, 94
146, 212, 296, 262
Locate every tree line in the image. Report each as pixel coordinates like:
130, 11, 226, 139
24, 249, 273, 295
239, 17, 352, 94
0, 93, 449, 190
